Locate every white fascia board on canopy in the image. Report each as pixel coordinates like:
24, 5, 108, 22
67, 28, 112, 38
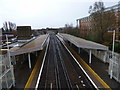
58, 33, 108, 51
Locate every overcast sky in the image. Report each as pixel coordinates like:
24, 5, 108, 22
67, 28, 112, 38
0, 0, 119, 29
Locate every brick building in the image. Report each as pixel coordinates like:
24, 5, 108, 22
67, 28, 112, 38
105, 3, 120, 41
77, 3, 120, 41
77, 16, 92, 39
17, 26, 32, 41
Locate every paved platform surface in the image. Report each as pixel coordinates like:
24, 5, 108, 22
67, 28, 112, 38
10, 52, 39, 89
71, 45, 120, 89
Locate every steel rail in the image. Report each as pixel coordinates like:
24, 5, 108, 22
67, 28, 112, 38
55, 36, 73, 89
52, 38, 61, 89
56, 37, 93, 88
44, 42, 51, 89
56, 35, 98, 89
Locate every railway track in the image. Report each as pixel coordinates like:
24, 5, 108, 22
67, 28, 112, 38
36, 34, 97, 89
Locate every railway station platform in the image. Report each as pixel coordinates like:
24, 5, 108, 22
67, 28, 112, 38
9, 34, 49, 89
11, 50, 45, 89
57, 33, 120, 89
11, 34, 119, 89
78, 48, 120, 89
64, 43, 120, 89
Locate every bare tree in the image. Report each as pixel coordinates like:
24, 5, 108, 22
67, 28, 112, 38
8, 21, 17, 31
88, 1, 116, 43
63, 24, 80, 37
3, 21, 8, 32
3, 21, 16, 32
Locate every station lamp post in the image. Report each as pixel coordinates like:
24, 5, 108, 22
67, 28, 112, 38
108, 30, 115, 79
108, 30, 115, 56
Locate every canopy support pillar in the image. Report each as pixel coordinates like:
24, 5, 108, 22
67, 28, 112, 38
78, 48, 80, 54
103, 51, 107, 63
36, 51, 37, 57
89, 50, 92, 64
28, 53, 31, 69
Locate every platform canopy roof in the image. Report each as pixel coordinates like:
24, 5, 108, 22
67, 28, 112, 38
58, 33, 108, 51
10, 34, 49, 56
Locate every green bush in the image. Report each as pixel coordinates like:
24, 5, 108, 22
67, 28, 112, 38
109, 42, 120, 53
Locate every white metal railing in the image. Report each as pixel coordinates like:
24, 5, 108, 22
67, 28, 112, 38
0, 54, 15, 89
108, 51, 120, 83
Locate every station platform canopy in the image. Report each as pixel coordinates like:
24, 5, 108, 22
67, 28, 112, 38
10, 34, 49, 56
58, 33, 108, 51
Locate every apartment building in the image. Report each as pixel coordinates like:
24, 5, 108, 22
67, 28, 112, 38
77, 16, 92, 39
77, 3, 120, 40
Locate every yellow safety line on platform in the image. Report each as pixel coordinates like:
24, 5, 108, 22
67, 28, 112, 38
80, 56, 111, 89
24, 54, 41, 89
67, 44, 111, 89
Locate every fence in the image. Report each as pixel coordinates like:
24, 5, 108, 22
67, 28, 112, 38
107, 51, 120, 83
0, 54, 15, 89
